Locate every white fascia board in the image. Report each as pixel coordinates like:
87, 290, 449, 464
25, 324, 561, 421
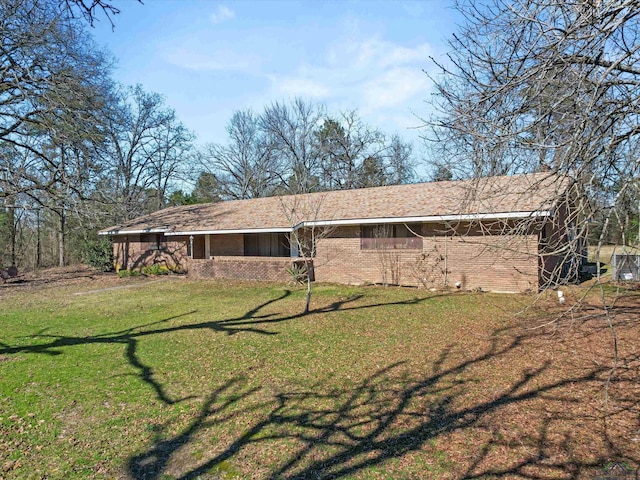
108, 211, 549, 236
98, 228, 170, 235
295, 211, 550, 229
165, 227, 293, 236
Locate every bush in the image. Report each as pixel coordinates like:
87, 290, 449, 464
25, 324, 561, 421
117, 269, 141, 278
83, 236, 114, 272
141, 264, 171, 276
286, 263, 308, 285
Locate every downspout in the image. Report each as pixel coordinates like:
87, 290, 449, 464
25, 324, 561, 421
189, 235, 194, 259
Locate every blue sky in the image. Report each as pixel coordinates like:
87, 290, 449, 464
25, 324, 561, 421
90, 0, 459, 156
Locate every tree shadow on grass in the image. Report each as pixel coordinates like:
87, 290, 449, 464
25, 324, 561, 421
0, 289, 291, 405
126, 323, 640, 480
0, 289, 441, 407
129, 377, 261, 479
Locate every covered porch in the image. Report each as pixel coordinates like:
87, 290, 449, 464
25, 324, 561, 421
175, 230, 310, 282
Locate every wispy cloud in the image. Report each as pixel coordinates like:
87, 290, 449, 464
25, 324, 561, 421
264, 35, 434, 133
166, 49, 259, 73
361, 67, 431, 112
346, 38, 431, 70
210, 5, 235, 24
268, 75, 330, 99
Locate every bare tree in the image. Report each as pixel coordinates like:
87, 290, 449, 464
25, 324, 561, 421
425, 0, 640, 263
0, 0, 115, 266
316, 112, 415, 189
194, 102, 417, 203
261, 98, 325, 194
198, 109, 277, 200
63, 0, 143, 28
279, 194, 334, 314
316, 110, 387, 190
144, 110, 196, 210
385, 134, 415, 185
99, 85, 193, 222
0, 0, 111, 198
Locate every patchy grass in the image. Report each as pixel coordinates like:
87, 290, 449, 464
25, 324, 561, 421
0, 276, 639, 479
589, 244, 640, 274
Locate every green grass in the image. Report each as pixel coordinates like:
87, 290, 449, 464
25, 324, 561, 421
0, 278, 638, 479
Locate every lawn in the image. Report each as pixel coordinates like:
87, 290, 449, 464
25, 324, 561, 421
1, 273, 639, 479
588, 244, 640, 274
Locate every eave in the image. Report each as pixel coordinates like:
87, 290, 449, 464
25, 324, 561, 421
102, 210, 550, 237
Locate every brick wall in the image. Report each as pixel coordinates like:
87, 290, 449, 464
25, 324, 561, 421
113, 223, 541, 292
113, 234, 189, 271
189, 256, 295, 282
314, 224, 539, 293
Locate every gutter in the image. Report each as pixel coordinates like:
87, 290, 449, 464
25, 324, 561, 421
165, 227, 293, 236
98, 227, 170, 236
122, 210, 549, 237
294, 211, 551, 229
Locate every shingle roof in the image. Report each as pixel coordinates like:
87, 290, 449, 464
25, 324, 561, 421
99, 172, 571, 235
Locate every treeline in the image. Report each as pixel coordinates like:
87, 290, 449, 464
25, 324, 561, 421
186, 101, 415, 204
0, 0, 417, 271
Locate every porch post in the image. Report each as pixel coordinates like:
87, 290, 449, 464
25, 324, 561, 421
289, 232, 298, 257
205, 234, 211, 259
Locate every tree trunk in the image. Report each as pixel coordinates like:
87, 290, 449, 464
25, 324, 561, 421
304, 273, 311, 314
9, 207, 16, 266
36, 209, 41, 268
58, 210, 65, 267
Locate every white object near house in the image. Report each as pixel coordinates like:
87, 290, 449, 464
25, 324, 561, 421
612, 254, 640, 281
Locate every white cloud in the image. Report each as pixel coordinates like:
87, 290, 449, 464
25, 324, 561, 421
210, 5, 235, 24
325, 36, 431, 68
263, 36, 434, 133
166, 49, 258, 73
361, 67, 431, 112
270, 76, 330, 99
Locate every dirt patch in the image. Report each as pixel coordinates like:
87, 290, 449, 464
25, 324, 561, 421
0, 264, 178, 296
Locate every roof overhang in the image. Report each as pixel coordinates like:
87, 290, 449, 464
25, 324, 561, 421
295, 210, 551, 229
165, 227, 293, 236
148, 210, 550, 236
98, 227, 170, 236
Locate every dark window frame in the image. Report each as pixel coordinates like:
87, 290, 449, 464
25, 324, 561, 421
360, 224, 423, 250
244, 232, 291, 257
141, 233, 165, 251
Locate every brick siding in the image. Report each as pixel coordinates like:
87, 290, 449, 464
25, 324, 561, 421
314, 225, 539, 293
113, 234, 189, 271
189, 256, 295, 282
113, 221, 546, 292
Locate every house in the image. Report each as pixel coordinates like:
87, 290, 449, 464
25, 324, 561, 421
99, 172, 583, 293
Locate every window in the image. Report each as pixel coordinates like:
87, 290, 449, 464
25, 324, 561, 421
244, 233, 291, 257
141, 233, 165, 251
361, 224, 422, 250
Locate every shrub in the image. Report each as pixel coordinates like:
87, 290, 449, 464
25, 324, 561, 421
83, 236, 114, 272
141, 264, 172, 276
286, 263, 308, 285
118, 269, 141, 278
